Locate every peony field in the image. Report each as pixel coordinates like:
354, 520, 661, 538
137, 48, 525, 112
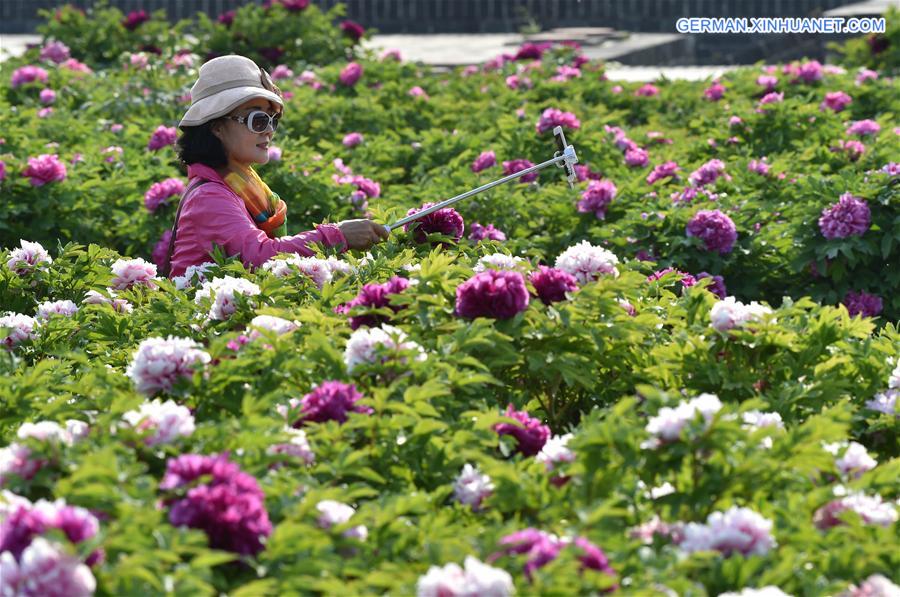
0, 2, 898, 595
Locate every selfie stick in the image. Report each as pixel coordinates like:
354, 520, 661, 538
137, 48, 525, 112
384, 126, 578, 234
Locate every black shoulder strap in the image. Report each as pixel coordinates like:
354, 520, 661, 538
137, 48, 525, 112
161, 177, 209, 279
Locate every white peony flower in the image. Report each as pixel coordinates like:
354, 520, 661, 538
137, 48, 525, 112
643, 393, 722, 449
122, 399, 195, 446
554, 240, 619, 284
473, 253, 525, 273
172, 261, 215, 290
5, 240, 52, 275
710, 297, 772, 332
417, 556, 514, 597
125, 336, 211, 395
535, 433, 575, 472
261, 255, 334, 288
316, 499, 367, 540
343, 324, 426, 374
35, 300, 79, 321
834, 441, 877, 477
717, 587, 792, 597
453, 464, 494, 509
679, 506, 776, 557
0, 312, 38, 348
194, 276, 261, 320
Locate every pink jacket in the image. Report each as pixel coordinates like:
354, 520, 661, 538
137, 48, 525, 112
168, 163, 348, 278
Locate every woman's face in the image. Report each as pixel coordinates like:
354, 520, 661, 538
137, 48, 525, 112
212, 97, 281, 170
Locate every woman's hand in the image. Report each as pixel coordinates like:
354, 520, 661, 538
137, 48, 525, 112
336, 218, 390, 250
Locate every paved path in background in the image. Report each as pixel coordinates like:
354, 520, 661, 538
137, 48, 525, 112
1, 32, 734, 81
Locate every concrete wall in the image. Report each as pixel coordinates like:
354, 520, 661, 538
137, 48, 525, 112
1, 0, 861, 34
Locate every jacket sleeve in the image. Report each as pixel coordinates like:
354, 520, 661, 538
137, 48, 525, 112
190, 183, 348, 269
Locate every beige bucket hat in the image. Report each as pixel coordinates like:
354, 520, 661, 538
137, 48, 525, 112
179, 55, 284, 128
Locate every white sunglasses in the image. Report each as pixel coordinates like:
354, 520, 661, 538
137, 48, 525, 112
225, 110, 281, 133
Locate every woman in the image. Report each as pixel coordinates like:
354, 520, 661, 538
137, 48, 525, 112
166, 54, 388, 278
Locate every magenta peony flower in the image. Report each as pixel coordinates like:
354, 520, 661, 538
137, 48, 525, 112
404, 202, 464, 243
820, 91, 852, 112
494, 405, 549, 456
468, 222, 506, 242
529, 265, 578, 305
687, 210, 738, 254
634, 83, 659, 97
647, 267, 697, 292
575, 164, 603, 182
266, 0, 310, 11
343, 132, 364, 147
491, 528, 562, 580
503, 159, 538, 183
160, 453, 272, 555
287, 380, 373, 425
842, 290, 883, 318
455, 270, 529, 320
846, 119, 880, 136
514, 42, 549, 60
122, 10, 149, 30
689, 159, 727, 187
577, 179, 617, 220
0, 160, 5, 182
339, 62, 363, 86
341, 276, 410, 329
471, 150, 497, 173
624, 147, 649, 168
757, 91, 784, 107
21, 154, 66, 187
748, 158, 770, 176
217, 10, 235, 25
704, 82, 725, 100
147, 125, 177, 151
813, 492, 897, 530
340, 19, 365, 42
10, 66, 49, 88
696, 272, 727, 299
796, 60, 823, 83
40, 41, 70, 64
535, 108, 580, 134
151, 230, 172, 269
144, 177, 185, 213
646, 161, 681, 185
818, 193, 870, 239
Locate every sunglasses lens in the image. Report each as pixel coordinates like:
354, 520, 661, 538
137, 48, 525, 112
250, 112, 271, 133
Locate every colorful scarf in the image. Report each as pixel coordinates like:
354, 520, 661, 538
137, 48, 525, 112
223, 166, 287, 238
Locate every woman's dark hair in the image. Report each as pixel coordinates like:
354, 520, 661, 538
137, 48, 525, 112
175, 120, 228, 170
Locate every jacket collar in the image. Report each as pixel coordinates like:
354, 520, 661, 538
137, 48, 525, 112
186, 162, 228, 185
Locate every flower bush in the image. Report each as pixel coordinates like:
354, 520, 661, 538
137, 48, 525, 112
0, 6, 898, 596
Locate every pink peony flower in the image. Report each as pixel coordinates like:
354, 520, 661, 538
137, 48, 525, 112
34, 300, 78, 321
855, 68, 878, 85
535, 108, 580, 134
270, 64, 293, 80
455, 270, 529, 320
502, 159, 538, 183
39, 88, 56, 105
757, 91, 784, 107
494, 405, 549, 456
453, 464, 494, 510
315, 500, 367, 540
0, 537, 96, 597
339, 62, 363, 86
0, 313, 37, 349
10, 66, 49, 88
59, 58, 91, 74
814, 491, 897, 529
679, 507, 776, 557
646, 161, 681, 185
710, 297, 771, 332
380, 48, 402, 62
21, 154, 66, 187
409, 86, 429, 99
529, 266, 578, 305
417, 556, 514, 597
6, 240, 52, 275
819, 193, 870, 239
40, 41, 70, 64
624, 147, 649, 168
122, 399, 195, 446
144, 178, 185, 213
404, 202, 465, 243
125, 336, 211, 395
267, 428, 315, 465
110, 257, 157, 290
846, 119, 880, 136
842, 290, 883, 318
634, 83, 659, 97
555, 240, 619, 284
820, 91, 852, 112
841, 575, 900, 597
160, 453, 272, 555
343, 132, 364, 147
471, 150, 497, 173
267, 145, 282, 162
796, 60, 823, 83
577, 179, 617, 220
468, 222, 506, 242
490, 529, 615, 582
82, 290, 133, 314
687, 209, 737, 254
194, 276, 260, 320
261, 255, 335, 288
748, 158, 770, 176
757, 74, 778, 90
